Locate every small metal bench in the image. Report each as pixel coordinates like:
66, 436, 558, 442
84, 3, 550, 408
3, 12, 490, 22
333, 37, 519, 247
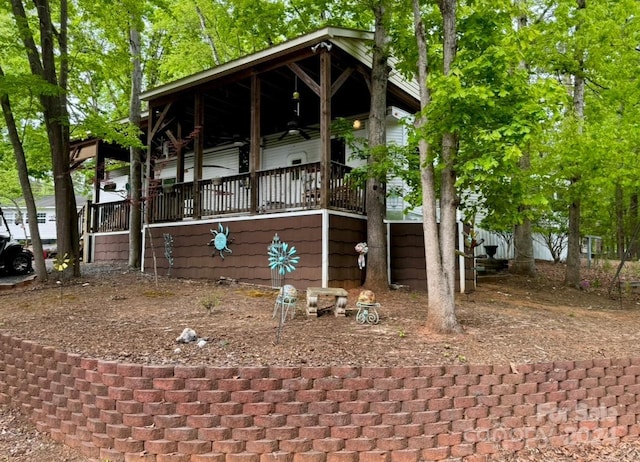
306, 287, 348, 317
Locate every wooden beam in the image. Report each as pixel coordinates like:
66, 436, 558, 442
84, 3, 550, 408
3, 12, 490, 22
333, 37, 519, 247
319, 50, 331, 209
331, 67, 354, 97
288, 62, 320, 97
149, 103, 172, 140
357, 67, 372, 94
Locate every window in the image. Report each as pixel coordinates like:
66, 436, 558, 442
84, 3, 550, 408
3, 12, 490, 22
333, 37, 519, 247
26, 212, 47, 224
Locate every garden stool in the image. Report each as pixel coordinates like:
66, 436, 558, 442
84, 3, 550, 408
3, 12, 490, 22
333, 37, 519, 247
356, 302, 380, 324
306, 287, 348, 317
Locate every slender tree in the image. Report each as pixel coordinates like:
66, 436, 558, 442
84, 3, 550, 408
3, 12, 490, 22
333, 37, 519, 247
8, 0, 80, 276
511, 6, 535, 275
0, 65, 47, 280
128, 15, 143, 268
412, 0, 461, 333
564, 0, 586, 287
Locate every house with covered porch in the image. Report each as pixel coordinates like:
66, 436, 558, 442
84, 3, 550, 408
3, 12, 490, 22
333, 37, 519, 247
76, 27, 472, 292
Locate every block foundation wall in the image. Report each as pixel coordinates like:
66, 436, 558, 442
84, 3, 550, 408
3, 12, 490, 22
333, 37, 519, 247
1, 333, 639, 462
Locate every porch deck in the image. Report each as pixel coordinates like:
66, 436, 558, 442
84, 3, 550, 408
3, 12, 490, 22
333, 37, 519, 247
91, 161, 365, 232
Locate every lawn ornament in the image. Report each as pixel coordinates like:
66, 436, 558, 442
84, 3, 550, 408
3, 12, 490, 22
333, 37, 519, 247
356, 290, 380, 324
209, 223, 232, 258
267, 234, 300, 343
273, 284, 298, 321
268, 238, 299, 276
355, 242, 368, 270
164, 233, 174, 275
358, 289, 376, 304
279, 284, 298, 300
463, 229, 484, 253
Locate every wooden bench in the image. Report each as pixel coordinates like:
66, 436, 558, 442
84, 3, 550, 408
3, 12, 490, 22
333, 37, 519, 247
306, 287, 348, 317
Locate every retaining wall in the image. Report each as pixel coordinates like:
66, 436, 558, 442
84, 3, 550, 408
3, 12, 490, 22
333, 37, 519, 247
1, 333, 639, 462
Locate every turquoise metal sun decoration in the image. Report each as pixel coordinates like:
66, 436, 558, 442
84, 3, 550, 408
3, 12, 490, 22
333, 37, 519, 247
268, 238, 299, 275
209, 223, 232, 258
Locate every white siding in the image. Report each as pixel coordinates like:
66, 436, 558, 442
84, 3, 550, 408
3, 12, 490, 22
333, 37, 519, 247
262, 139, 319, 169
154, 147, 240, 183
472, 228, 567, 262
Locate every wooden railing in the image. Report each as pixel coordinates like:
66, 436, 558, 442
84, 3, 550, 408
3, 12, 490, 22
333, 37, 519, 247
256, 162, 321, 212
92, 200, 130, 232
90, 162, 364, 231
147, 174, 251, 222
329, 162, 365, 214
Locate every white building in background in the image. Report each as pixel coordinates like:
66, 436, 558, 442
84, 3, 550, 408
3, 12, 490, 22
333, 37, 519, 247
0, 196, 88, 256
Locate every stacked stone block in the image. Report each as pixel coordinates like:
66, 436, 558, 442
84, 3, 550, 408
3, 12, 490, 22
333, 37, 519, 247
1, 333, 640, 462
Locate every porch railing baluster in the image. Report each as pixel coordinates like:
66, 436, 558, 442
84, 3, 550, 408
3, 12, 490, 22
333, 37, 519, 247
91, 162, 364, 230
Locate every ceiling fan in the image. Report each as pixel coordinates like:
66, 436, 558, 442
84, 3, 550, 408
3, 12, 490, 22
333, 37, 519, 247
214, 132, 249, 147
278, 76, 314, 141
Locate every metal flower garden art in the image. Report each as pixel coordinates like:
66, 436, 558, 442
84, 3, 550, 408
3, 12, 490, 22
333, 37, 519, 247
268, 238, 299, 276
267, 234, 299, 343
53, 253, 73, 305
164, 233, 174, 275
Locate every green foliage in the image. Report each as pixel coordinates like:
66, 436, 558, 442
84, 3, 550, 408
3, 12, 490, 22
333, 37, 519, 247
2, 0, 640, 261
200, 294, 220, 314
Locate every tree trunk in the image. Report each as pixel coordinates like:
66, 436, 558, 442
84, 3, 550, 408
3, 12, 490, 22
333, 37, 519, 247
364, 2, 389, 292
10, 0, 79, 277
564, 0, 586, 288
512, 217, 535, 274
565, 199, 581, 286
195, 3, 220, 65
413, 0, 461, 334
615, 183, 625, 259
37, 0, 79, 277
629, 192, 638, 259
512, 149, 535, 275
0, 66, 48, 281
511, 9, 535, 276
128, 22, 143, 269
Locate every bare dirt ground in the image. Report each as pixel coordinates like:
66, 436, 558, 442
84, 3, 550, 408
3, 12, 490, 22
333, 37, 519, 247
2, 259, 640, 461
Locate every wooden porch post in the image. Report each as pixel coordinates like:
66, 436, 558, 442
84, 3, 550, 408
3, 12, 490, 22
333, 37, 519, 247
193, 91, 204, 219
319, 49, 331, 209
250, 74, 261, 213
145, 102, 172, 224
95, 146, 103, 207
92, 148, 103, 234
176, 123, 184, 183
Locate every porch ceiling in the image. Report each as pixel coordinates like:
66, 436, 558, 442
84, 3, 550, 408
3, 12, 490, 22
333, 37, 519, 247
145, 33, 419, 154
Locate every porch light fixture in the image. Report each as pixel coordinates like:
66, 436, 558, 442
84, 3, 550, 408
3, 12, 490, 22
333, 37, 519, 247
311, 41, 333, 53
353, 119, 362, 130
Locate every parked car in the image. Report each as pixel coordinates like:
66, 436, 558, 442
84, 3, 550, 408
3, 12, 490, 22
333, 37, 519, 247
0, 208, 33, 275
